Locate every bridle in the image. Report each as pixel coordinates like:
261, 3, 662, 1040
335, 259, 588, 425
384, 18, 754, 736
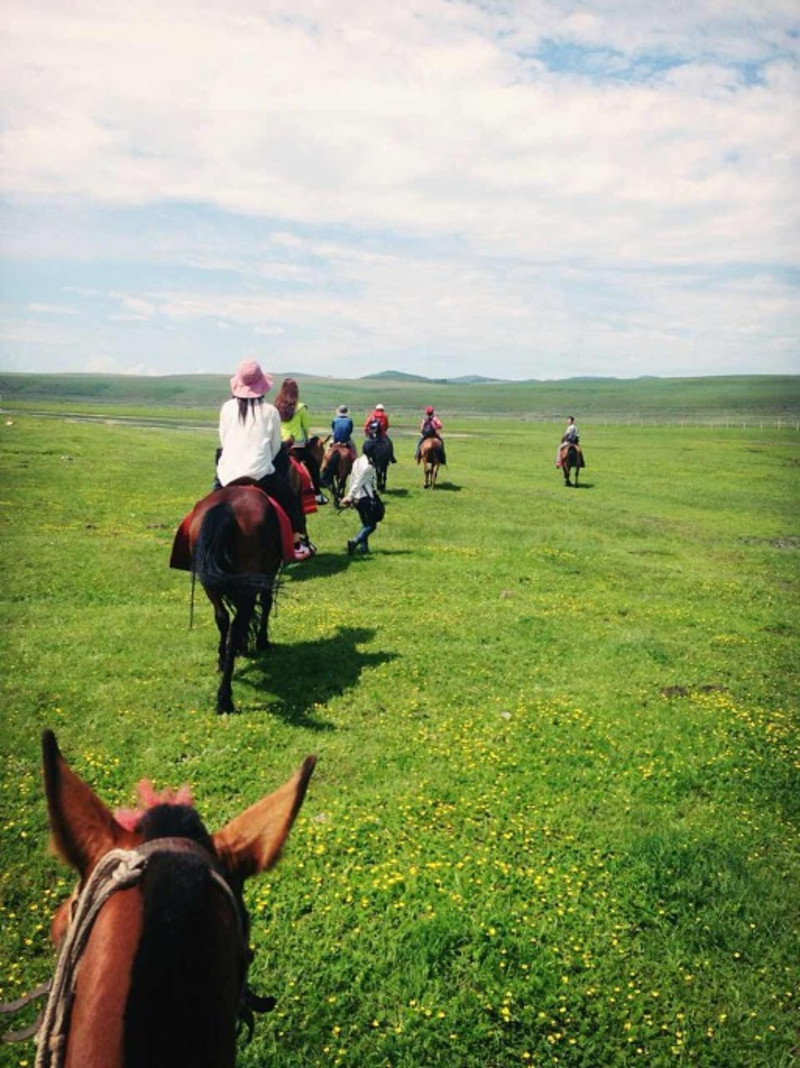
2, 837, 273, 1068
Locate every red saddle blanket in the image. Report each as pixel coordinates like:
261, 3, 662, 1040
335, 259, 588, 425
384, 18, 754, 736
169, 486, 295, 570
291, 456, 318, 515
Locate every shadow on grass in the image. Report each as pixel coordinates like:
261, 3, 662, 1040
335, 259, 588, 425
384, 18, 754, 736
423, 480, 461, 492
286, 551, 351, 582
236, 625, 398, 729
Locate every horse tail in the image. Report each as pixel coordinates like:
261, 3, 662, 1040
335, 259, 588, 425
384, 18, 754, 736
322, 449, 339, 484
193, 501, 239, 591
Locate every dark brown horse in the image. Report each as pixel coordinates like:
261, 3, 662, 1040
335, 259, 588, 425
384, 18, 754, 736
419, 437, 444, 489
369, 436, 393, 492
30, 729, 314, 1068
558, 443, 585, 487
170, 485, 287, 714
321, 442, 354, 505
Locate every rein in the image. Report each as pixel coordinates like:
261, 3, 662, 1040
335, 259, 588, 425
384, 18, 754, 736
2, 837, 270, 1067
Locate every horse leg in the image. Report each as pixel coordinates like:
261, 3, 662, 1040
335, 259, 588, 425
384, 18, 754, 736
334, 463, 346, 506
209, 594, 230, 673
255, 586, 273, 653
216, 595, 255, 714
216, 635, 236, 714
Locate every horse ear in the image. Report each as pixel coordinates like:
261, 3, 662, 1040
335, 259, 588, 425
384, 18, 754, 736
213, 756, 316, 880
42, 730, 122, 877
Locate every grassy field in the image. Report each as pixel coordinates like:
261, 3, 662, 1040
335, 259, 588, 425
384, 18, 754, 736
0, 408, 798, 1067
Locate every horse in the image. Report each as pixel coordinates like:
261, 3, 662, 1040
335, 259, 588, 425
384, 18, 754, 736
320, 443, 354, 505
25, 729, 315, 1068
419, 437, 444, 489
170, 484, 288, 714
369, 436, 393, 493
558, 442, 585, 487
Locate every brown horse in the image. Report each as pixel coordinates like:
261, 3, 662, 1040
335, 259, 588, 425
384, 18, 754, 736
420, 437, 444, 489
321, 442, 354, 505
170, 485, 287, 714
558, 443, 585, 487
30, 729, 314, 1068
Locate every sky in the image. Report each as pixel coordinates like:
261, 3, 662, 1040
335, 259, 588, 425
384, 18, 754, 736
1, 1, 798, 382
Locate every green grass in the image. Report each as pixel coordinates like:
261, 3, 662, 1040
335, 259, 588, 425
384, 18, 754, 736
0, 413, 798, 1067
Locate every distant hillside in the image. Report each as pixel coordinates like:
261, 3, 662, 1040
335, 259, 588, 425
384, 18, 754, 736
364, 370, 505, 385
361, 370, 432, 383
1, 372, 798, 426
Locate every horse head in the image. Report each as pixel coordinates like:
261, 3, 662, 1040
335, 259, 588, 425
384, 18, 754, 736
39, 730, 315, 1068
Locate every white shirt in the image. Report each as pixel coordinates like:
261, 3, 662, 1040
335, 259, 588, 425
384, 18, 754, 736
346, 454, 376, 500
217, 398, 283, 486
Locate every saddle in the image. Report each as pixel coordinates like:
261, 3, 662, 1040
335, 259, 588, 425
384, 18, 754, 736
169, 484, 296, 570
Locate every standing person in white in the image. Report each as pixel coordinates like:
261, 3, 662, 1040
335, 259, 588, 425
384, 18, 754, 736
341, 439, 383, 555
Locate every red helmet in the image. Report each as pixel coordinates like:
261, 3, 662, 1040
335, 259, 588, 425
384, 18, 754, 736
425, 406, 434, 415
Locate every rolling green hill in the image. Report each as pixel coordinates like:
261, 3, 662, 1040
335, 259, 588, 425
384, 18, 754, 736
0, 372, 798, 426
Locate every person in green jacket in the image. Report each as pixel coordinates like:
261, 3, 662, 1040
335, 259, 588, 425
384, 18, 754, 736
274, 377, 328, 504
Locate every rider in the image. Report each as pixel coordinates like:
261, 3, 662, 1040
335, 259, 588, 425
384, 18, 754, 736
274, 377, 328, 505
556, 415, 581, 467
415, 405, 446, 464
331, 404, 356, 456
363, 403, 396, 464
341, 438, 383, 556
215, 360, 313, 562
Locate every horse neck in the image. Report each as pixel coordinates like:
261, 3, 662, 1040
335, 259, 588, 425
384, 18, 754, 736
65, 860, 243, 1068
63, 889, 141, 1068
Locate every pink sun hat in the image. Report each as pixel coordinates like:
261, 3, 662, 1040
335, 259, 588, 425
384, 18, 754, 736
230, 359, 273, 398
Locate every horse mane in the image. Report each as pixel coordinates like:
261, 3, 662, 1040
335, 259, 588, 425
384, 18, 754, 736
115, 779, 194, 832
123, 803, 245, 1066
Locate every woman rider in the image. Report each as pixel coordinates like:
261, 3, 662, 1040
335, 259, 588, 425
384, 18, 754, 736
274, 377, 328, 504
216, 360, 313, 562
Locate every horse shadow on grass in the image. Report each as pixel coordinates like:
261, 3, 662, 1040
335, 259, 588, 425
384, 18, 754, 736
426, 480, 461, 492
287, 551, 351, 582
236, 625, 398, 729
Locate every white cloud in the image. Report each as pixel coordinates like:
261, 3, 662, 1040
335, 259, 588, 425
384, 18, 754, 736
0, 0, 798, 377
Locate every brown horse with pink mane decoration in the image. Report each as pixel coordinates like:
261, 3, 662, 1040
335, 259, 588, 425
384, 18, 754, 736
17, 730, 315, 1068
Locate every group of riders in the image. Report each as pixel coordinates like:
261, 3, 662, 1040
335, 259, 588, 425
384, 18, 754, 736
215, 359, 583, 561
214, 359, 449, 560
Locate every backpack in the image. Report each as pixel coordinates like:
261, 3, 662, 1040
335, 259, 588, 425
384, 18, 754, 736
369, 492, 385, 523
